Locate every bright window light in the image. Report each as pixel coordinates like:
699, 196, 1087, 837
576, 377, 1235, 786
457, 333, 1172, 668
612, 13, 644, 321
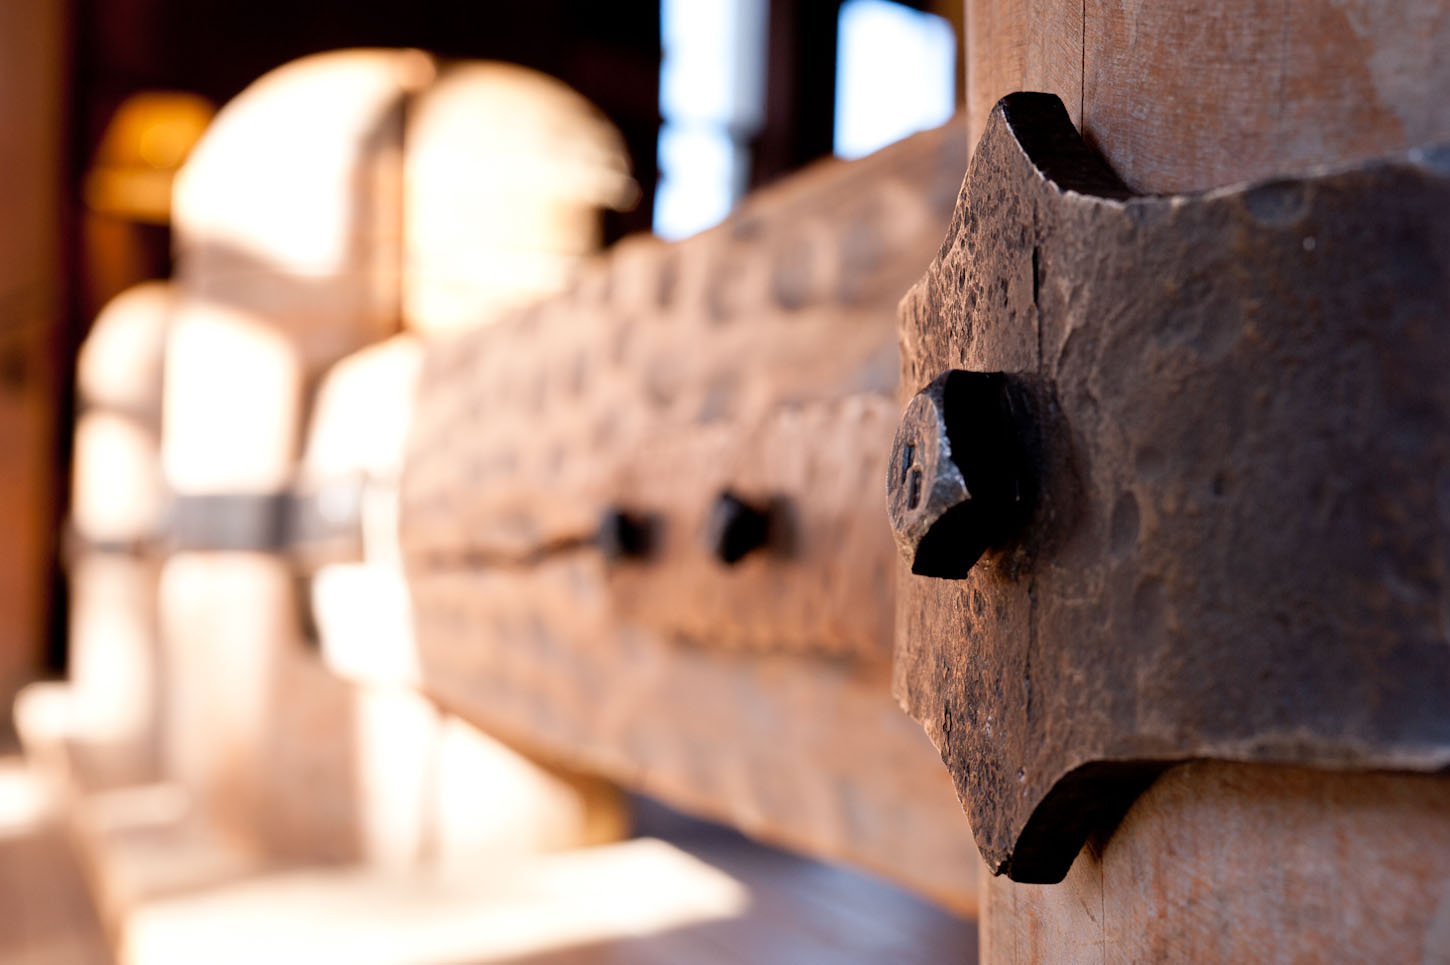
654, 0, 767, 240
655, 126, 745, 242
834, 0, 956, 159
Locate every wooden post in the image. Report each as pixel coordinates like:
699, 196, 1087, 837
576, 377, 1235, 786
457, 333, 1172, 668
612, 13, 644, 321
966, 0, 1450, 194
962, 1, 1450, 957
67, 283, 170, 771
0, 0, 66, 708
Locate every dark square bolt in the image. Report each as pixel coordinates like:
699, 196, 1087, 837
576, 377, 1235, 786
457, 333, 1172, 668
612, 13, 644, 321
705, 490, 771, 565
887, 370, 1027, 579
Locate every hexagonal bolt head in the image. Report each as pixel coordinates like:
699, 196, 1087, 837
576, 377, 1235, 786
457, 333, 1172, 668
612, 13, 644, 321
887, 370, 1026, 579
705, 490, 771, 565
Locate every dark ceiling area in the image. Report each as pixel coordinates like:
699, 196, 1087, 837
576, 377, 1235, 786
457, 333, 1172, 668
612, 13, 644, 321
70, 0, 665, 239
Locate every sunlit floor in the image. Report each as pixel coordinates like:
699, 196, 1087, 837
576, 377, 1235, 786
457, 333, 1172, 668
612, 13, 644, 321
0, 749, 976, 965
0, 752, 111, 964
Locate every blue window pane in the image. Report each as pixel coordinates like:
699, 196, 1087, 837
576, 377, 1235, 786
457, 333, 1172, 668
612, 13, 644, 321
834, 0, 956, 160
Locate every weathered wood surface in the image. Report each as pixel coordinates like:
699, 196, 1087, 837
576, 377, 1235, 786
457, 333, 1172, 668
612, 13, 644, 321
967, 0, 1450, 193
402, 120, 981, 907
980, 762, 1450, 963
410, 558, 976, 909
404, 120, 965, 658
300, 332, 630, 870
0, 0, 66, 709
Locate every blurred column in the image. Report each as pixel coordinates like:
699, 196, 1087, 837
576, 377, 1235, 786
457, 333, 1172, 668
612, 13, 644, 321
158, 302, 315, 853
0, 0, 67, 711
65, 281, 172, 783
157, 49, 438, 860
172, 48, 434, 373
302, 336, 628, 867
403, 62, 636, 336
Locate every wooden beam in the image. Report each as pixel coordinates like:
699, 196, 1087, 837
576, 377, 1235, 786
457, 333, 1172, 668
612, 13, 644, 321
402, 120, 982, 909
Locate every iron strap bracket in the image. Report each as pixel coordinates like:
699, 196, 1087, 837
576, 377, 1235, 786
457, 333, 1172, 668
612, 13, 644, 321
165, 476, 368, 564
892, 92, 1450, 884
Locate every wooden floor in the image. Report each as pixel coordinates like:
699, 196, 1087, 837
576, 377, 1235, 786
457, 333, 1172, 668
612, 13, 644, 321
119, 798, 978, 964
500, 798, 980, 965
0, 740, 976, 965
0, 753, 111, 965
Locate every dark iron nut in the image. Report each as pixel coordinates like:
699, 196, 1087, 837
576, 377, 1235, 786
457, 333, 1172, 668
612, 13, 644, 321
705, 490, 771, 565
887, 369, 1023, 578
596, 507, 653, 561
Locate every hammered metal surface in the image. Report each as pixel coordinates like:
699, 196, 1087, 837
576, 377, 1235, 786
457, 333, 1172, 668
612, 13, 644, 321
895, 93, 1450, 883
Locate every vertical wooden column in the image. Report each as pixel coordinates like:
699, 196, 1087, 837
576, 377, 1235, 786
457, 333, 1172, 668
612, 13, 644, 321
0, 0, 66, 709
157, 49, 429, 862
961, 0, 1450, 958
303, 336, 629, 868
66, 281, 172, 780
966, 0, 1450, 193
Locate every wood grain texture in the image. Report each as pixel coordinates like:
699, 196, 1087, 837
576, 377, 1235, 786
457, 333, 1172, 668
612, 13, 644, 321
964, 0, 1083, 154
0, 0, 65, 708
954, 0, 1450, 957
967, 0, 1450, 193
404, 120, 967, 660
409, 557, 979, 912
401, 122, 980, 907
980, 761, 1450, 963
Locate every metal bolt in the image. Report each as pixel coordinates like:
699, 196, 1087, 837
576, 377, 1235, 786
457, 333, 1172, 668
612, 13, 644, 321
596, 507, 653, 561
705, 490, 771, 565
887, 370, 1025, 578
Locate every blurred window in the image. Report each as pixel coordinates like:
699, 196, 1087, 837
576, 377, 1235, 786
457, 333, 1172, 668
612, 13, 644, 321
833, 0, 955, 159
654, 0, 768, 239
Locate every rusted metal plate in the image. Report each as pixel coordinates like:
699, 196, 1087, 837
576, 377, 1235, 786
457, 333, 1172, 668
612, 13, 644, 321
895, 92, 1450, 883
